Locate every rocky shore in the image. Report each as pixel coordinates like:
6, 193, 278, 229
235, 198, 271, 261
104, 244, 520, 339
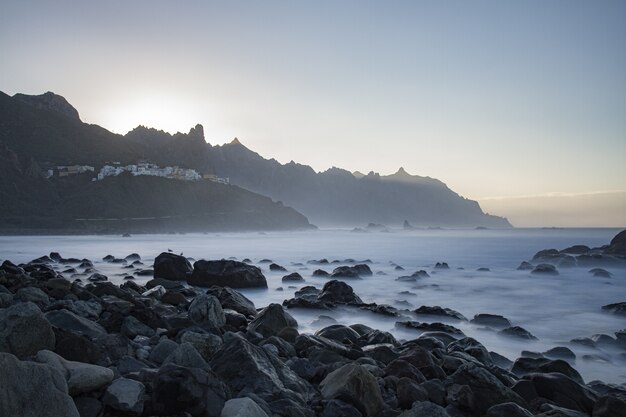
1, 234, 626, 417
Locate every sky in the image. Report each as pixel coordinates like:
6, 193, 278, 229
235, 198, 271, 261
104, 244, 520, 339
1, 1, 625, 226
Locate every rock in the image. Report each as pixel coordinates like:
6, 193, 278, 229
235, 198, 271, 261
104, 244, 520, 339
0, 352, 80, 417
73, 396, 103, 417
520, 372, 597, 414
146, 277, 184, 290
319, 363, 384, 417
189, 294, 226, 328
149, 338, 179, 364
397, 377, 429, 409
180, 331, 224, 362
312, 269, 330, 277
220, 397, 269, 417
282, 272, 304, 282
210, 334, 312, 408
161, 290, 188, 306
448, 337, 493, 366
414, 305, 467, 321
470, 314, 512, 328
142, 285, 166, 298
206, 286, 257, 316
531, 264, 559, 275
315, 324, 361, 344
163, 342, 209, 369
397, 321, 464, 336
517, 261, 534, 270
590, 268, 612, 278
434, 262, 449, 269
602, 302, 626, 315
34, 350, 114, 395
102, 377, 145, 414
318, 280, 363, 304
593, 394, 626, 417
121, 315, 155, 338
449, 363, 527, 415
247, 303, 298, 338
87, 273, 108, 282
511, 357, 583, 383
606, 229, 626, 255
0, 302, 55, 358
499, 326, 537, 340
154, 252, 193, 281
330, 264, 373, 279
15, 286, 50, 307
543, 346, 576, 361
46, 309, 108, 340
269, 263, 287, 271
486, 402, 533, 417
152, 363, 231, 417
190, 260, 268, 288
398, 401, 450, 417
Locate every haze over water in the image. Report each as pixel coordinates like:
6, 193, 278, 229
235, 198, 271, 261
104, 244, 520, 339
2, 227, 624, 383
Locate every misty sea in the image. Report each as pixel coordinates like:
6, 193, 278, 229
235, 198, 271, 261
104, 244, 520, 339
1, 227, 624, 383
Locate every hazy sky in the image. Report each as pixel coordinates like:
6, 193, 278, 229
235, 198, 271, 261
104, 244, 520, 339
1, 1, 625, 226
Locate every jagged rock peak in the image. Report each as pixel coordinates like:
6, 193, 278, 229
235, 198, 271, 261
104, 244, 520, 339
230, 137, 242, 145
13, 91, 80, 121
395, 167, 410, 176
187, 124, 204, 140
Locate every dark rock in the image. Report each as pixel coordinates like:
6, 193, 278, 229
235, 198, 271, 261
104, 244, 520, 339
189, 294, 226, 329
73, 396, 103, 417
190, 260, 267, 288
0, 352, 80, 417
434, 262, 449, 269
511, 357, 583, 383
318, 280, 363, 304
247, 304, 297, 338
397, 377, 429, 409
210, 334, 312, 408
602, 302, 626, 315
146, 277, 184, 290
499, 326, 538, 340
606, 229, 626, 255
470, 313, 512, 328
319, 363, 384, 417
543, 346, 576, 361
180, 331, 223, 362
102, 377, 145, 414
45, 309, 107, 340
315, 325, 361, 344
396, 321, 464, 336
270, 263, 287, 272
15, 286, 50, 308
486, 402, 533, 417
161, 290, 187, 306
163, 342, 209, 369
120, 315, 155, 338
0, 302, 55, 358
520, 372, 597, 414
517, 261, 534, 271
221, 397, 269, 417
531, 264, 559, 275
312, 269, 330, 277
593, 394, 626, 417
590, 268, 612, 278
398, 401, 450, 416
283, 272, 304, 282
414, 305, 467, 321
330, 264, 372, 279
125, 253, 141, 261
322, 399, 362, 417
87, 273, 107, 282
149, 338, 179, 364
207, 286, 257, 316
153, 252, 193, 281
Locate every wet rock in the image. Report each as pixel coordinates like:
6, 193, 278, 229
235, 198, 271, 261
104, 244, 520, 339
161, 290, 188, 306
0, 302, 55, 358
397, 321, 464, 336
593, 394, 626, 417
448, 337, 494, 366
190, 260, 268, 288
247, 304, 297, 338
316, 325, 361, 344
543, 346, 576, 361
312, 269, 330, 277
73, 396, 103, 417
434, 262, 449, 269
154, 252, 193, 281
398, 401, 450, 417
207, 286, 257, 317
220, 397, 269, 417
180, 331, 223, 362
163, 342, 209, 369
499, 326, 538, 340
149, 338, 179, 364
102, 377, 145, 414
414, 305, 467, 321
121, 315, 155, 338
146, 277, 184, 290
470, 313, 512, 328
87, 273, 108, 282
34, 349, 114, 395
318, 280, 363, 304
397, 377, 429, 409
15, 286, 50, 308
0, 352, 80, 417
517, 261, 534, 270
46, 309, 107, 340
322, 399, 363, 417
531, 264, 559, 275
320, 363, 384, 417
590, 268, 612, 278
330, 264, 372, 279
189, 294, 226, 329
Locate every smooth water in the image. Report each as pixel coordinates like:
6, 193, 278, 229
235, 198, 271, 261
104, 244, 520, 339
1, 228, 625, 383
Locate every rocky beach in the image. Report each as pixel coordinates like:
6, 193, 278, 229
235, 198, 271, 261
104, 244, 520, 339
0, 229, 625, 417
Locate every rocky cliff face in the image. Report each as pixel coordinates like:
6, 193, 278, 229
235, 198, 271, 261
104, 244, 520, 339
13, 91, 80, 121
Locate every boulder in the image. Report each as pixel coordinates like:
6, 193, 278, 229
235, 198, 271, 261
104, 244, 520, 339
315, 325, 361, 344
593, 394, 626, 417
149, 338, 179, 364
499, 326, 538, 340
0, 302, 55, 358
210, 334, 312, 408
247, 303, 298, 338
220, 397, 269, 417
486, 402, 533, 417
0, 352, 80, 417
121, 315, 155, 338
330, 264, 372, 279
34, 350, 114, 395
531, 264, 559, 275
414, 305, 467, 321
15, 286, 50, 307
282, 272, 304, 282
318, 280, 363, 304
189, 294, 226, 328
520, 373, 597, 414
602, 302, 626, 315
319, 363, 384, 417
154, 252, 193, 281
102, 377, 145, 414
269, 263, 287, 272
206, 286, 257, 316
470, 314, 512, 328
511, 357, 583, 383
190, 260, 267, 288
163, 342, 209, 369
398, 401, 450, 417
181, 331, 224, 361
152, 363, 231, 417
45, 309, 107, 340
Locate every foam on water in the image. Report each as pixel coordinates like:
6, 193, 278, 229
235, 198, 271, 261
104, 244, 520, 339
1, 228, 624, 383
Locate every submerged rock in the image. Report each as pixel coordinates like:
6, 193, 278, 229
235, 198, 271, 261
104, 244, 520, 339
413, 305, 467, 321
471, 313, 512, 328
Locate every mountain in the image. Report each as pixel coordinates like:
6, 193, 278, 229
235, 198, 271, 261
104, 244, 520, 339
0, 92, 313, 233
0, 90, 511, 229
